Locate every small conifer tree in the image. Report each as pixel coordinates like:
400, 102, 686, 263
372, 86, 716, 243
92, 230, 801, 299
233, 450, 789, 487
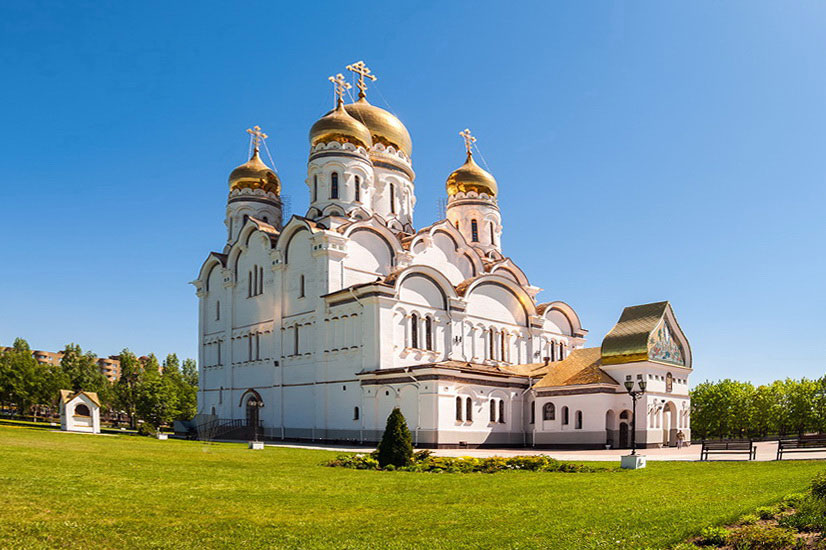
377, 407, 413, 468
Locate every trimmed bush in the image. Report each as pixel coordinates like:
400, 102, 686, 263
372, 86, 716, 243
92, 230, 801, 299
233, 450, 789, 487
697, 526, 729, 547
725, 525, 796, 550
376, 408, 413, 468
811, 471, 826, 501
137, 423, 157, 437
326, 452, 607, 474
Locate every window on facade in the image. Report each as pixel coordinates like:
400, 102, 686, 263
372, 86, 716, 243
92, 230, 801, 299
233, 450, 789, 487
410, 314, 419, 348
294, 325, 300, 356
331, 172, 339, 199
471, 219, 479, 242
499, 331, 506, 362
313, 175, 318, 202
217, 342, 221, 365
456, 396, 463, 421
498, 399, 505, 423
455, 220, 459, 230
488, 328, 495, 359
558, 341, 564, 360
425, 317, 433, 351
256, 333, 260, 360
466, 397, 473, 422
489, 399, 496, 422
75, 404, 90, 417
562, 406, 569, 425
543, 402, 555, 421
248, 335, 252, 361
216, 301, 220, 320
575, 410, 583, 430
353, 407, 360, 420
354, 175, 360, 202
259, 266, 264, 294
389, 183, 396, 214
530, 402, 535, 424
299, 275, 305, 298
490, 222, 495, 246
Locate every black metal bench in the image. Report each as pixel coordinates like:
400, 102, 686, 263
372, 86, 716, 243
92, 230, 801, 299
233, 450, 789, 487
700, 439, 756, 461
777, 436, 826, 460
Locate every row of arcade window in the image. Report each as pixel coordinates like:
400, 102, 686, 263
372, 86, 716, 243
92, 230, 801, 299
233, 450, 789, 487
455, 397, 506, 423
248, 265, 264, 297
529, 403, 582, 429
313, 173, 398, 212
410, 314, 434, 351
487, 327, 508, 362
456, 219, 496, 246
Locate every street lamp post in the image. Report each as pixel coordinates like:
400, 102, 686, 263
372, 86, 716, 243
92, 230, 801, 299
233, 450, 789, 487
624, 378, 647, 456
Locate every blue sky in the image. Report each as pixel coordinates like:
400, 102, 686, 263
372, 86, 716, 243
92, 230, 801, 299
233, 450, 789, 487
1, 2, 823, 384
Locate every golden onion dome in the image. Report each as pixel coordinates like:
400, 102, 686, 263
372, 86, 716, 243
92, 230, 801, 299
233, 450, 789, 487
344, 98, 412, 157
446, 152, 497, 197
309, 100, 373, 150
228, 148, 280, 195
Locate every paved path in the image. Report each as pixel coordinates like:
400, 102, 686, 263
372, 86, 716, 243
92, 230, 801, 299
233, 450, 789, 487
263, 440, 826, 462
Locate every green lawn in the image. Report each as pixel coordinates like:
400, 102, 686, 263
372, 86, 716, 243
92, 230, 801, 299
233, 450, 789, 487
0, 425, 823, 550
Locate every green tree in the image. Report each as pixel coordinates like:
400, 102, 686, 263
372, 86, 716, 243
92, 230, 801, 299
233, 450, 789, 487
182, 358, 198, 387
135, 362, 177, 429
114, 349, 141, 428
60, 344, 109, 402
0, 338, 39, 416
376, 408, 413, 468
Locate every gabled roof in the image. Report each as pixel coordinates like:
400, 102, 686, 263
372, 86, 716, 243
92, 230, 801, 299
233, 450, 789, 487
600, 301, 688, 366
534, 348, 619, 388
59, 390, 101, 407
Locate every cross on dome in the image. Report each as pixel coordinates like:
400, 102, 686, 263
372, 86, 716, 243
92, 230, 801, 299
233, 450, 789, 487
345, 60, 377, 99
459, 128, 477, 156
246, 125, 268, 153
328, 73, 351, 106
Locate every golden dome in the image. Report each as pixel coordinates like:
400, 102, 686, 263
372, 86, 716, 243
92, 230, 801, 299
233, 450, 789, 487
309, 100, 373, 150
446, 152, 497, 197
228, 148, 280, 195
344, 98, 412, 157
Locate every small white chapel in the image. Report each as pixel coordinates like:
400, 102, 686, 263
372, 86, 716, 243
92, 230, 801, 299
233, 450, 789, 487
192, 62, 693, 448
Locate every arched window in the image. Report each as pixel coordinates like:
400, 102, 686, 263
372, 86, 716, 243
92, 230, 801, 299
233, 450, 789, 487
575, 410, 583, 430
353, 407, 360, 420
354, 175, 361, 202
294, 324, 300, 356
410, 314, 419, 349
313, 175, 318, 202
216, 300, 220, 321
456, 396, 463, 421
562, 406, 569, 425
425, 317, 433, 351
299, 275, 305, 298
74, 404, 90, 417
263, 216, 268, 224
331, 172, 339, 199
490, 222, 495, 246
543, 402, 555, 421
466, 397, 473, 422
488, 328, 495, 359
558, 341, 564, 359
499, 331, 506, 362
248, 270, 252, 298
389, 183, 396, 214
259, 266, 264, 294
455, 220, 459, 230
471, 219, 479, 242
489, 399, 496, 422
498, 399, 505, 423
550, 342, 556, 362
530, 402, 535, 424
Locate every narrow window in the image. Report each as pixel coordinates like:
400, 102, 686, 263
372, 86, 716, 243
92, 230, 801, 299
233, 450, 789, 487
259, 266, 264, 294
558, 341, 564, 359
256, 333, 260, 360
530, 402, 535, 424
313, 175, 318, 202
489, 399, 496, 422
411, 314, 418, 348
390, 183, 395, 214
354, 175, 360, 202
248, 270, 252, 298
455, 220, 459, 230
216, 301, 220, 321
294, 324, 300, 355
498, 399, 505, 423
466, 397, 473, 422
353, 407, 360, 420
217, 342, 221, 365
248, 335, 252, 361
456, 396, 463, 421
500, 331, 506, 362
575, 411, 583, 430
490, 222, 495, 246
562, 406, 569, 425
488, 328, 494, 359
425, 317, 433, 351
543, 402, 555, 421
299, 275, 305, 298
331, 172, 339, 199
471, 219, 479, 242
550, 342, 556, 362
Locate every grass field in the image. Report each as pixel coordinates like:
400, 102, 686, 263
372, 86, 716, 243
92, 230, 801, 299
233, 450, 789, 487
0, 425, 824, 550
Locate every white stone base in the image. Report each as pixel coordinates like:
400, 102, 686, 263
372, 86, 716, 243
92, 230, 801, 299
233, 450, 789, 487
156, 433, 168, 440
620, 454, 647, 469
248, 441, 264, 450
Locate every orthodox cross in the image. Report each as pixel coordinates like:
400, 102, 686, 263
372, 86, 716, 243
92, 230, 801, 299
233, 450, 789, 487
345, 60, 377, 99
459, 128, 476, 156
328, 73, 351, 106
246, 125, 268, 154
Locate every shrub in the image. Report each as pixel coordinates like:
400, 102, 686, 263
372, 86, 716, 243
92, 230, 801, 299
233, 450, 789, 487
697, 526, 730, 547
670, 544, 699, 550
325, 453, 379, 470
137, 423, 156, 437
811, 472, 826, 501
376, 408, 413, 469
779, 495, 826, 532
725, 525, 796, 550
755, 507, 775, 520
781, 493, 807, 509
739, 514, 759, 526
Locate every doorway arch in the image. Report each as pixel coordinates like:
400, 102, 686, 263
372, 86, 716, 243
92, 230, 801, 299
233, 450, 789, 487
663, 401, 678, 446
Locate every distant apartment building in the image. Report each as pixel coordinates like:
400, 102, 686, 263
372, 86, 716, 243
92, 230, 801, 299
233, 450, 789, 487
0, 348, 123, 382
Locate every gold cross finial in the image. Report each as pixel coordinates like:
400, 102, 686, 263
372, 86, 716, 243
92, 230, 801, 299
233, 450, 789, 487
328, 73, 351, 106
246, 125, 268, 154
459, 128, 476, 157
345, 60, 377, 99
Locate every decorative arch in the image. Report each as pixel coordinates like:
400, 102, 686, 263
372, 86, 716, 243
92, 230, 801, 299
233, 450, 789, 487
538, 301, 584, 336
238, 388, 263, 407
392, 265, 458, 311
460, 274, 537, 326
276, 219, 316, 264
342, 217, 404, 263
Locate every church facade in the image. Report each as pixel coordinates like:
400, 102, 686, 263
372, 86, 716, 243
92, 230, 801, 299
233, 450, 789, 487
193, 63, 693, 448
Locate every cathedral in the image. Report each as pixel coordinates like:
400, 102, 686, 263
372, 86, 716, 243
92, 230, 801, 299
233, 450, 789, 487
193, 62, 693, 448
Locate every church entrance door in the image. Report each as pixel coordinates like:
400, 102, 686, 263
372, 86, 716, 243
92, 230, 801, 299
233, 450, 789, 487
619, 422, 629, 449
246, 398, 260, 427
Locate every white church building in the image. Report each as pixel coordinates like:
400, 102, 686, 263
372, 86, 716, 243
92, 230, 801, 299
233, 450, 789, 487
193, 64, 693, 448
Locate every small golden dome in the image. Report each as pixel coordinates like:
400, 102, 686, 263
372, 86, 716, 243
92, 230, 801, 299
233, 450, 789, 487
446, 152, 497, 197
345, 98, 412, 157
228, 148, 280, 195
309, 100, 373, 150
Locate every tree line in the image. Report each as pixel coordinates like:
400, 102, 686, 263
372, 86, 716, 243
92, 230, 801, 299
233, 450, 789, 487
0, 338, 197, 429
691, 377, 826, 439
